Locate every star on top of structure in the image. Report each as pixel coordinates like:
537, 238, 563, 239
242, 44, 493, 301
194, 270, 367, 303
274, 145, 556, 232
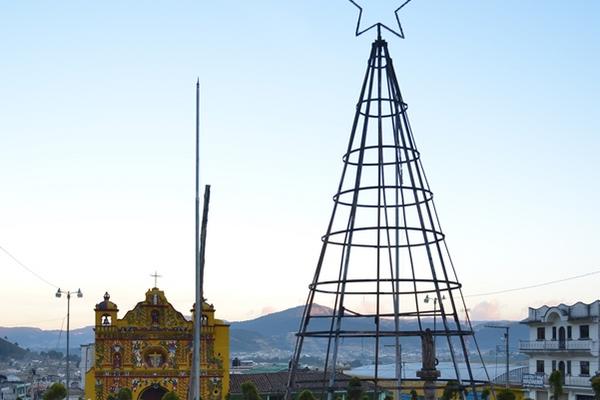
349, 0, 413, 39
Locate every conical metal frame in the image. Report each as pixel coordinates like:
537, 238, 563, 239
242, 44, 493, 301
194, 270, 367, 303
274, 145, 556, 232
285, 35, 492, 400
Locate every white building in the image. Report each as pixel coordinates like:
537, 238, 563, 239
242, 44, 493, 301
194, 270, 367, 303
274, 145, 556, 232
520, 301, 600, 400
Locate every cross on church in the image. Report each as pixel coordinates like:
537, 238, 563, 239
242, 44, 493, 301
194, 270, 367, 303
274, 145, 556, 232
151, 271, 162, 288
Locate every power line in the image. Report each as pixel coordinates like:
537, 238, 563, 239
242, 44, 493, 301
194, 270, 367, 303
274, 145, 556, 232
0, 244, 58, 289
466, 269, 600, 297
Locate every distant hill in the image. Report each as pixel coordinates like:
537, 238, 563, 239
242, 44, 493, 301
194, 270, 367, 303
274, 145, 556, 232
0, 337, 28, 360
0, 305, 528, 356
0, 326, 94, 352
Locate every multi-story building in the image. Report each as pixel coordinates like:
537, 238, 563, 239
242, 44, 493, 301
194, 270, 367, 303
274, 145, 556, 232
520, 301, 600, 400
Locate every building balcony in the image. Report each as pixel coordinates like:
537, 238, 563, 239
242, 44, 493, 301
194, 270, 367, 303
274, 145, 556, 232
523, 373, 593, 388
519, 339, 597, 353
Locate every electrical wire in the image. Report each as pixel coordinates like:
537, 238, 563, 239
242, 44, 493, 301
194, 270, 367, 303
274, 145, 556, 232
466, 269, 600, 297
0, 244, 59, 289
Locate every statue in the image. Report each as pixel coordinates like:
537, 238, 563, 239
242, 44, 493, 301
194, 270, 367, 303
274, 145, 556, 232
417, 329, 440, 400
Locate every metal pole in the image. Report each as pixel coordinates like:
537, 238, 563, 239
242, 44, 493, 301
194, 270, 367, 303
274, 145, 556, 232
192, 79, 201, 400
66, 292, 70, 400
505, 328, 509, 389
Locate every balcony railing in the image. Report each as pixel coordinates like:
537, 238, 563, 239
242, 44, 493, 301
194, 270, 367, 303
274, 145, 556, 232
523, 373, 593, 388
519, 339, 597, 352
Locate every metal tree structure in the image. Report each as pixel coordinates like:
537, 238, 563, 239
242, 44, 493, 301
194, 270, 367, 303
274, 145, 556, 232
285, 25, 492, 400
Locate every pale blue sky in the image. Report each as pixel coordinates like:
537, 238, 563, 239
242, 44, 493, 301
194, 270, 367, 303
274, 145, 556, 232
1, 1, 599, 328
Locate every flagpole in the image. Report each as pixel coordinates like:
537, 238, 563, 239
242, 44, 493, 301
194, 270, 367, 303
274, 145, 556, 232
193, 79, 201, 400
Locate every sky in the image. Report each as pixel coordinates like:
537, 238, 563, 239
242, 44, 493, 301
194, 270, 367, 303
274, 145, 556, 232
1, 1, 599, 330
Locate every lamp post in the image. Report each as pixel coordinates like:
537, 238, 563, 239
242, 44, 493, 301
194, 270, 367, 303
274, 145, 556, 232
424, 294, 446, 333
55, 288, 83, 400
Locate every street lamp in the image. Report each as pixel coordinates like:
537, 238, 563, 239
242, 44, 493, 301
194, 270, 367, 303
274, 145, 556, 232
55, 288, 83, 400
424, 294, 446, 333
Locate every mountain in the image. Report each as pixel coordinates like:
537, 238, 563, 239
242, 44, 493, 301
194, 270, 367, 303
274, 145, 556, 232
0, 306, 528, 356
0, 337, 29, 360
0, 326, 94, 352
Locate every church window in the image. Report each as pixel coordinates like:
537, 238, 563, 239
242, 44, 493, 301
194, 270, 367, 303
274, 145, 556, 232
567, 326, 572, 339
552, 327, 557, 340
102, 315, 112, 326
567, 361, 572, 375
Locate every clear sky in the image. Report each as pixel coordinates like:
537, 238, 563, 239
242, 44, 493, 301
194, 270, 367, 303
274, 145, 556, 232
1, 1, 599, 330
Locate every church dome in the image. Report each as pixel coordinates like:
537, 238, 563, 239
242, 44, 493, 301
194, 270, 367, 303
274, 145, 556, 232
95, 292, 118, 311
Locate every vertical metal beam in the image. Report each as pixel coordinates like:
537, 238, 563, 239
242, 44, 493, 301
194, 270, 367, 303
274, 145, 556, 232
192, 79, 201, 400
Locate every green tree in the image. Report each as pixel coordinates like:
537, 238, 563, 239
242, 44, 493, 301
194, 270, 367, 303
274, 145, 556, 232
161, 392, 180, 400
410, 389, 418, 400
241, 381, 261, 400
496, 389, 516, 400
43, 383, 67, 400
481, 388, 491, 400
347, 377, 364, 400
442, 381, 460, 400
117, 388, 133, 400
297, 390, 316, 400
592, 375, 600, 400
549, 370, 564, 400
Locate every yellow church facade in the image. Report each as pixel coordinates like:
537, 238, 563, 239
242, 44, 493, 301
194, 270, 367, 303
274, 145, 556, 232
84, 287, 229, 400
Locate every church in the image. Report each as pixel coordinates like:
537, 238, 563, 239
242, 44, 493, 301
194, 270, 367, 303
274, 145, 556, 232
83, 286, 229, 400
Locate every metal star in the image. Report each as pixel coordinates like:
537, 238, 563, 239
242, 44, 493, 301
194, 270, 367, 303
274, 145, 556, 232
349, 0, 413, 39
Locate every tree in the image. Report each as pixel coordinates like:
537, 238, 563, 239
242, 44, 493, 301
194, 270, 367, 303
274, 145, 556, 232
347, 377, 364, 400
496, 389, 516, 400
592, 375, 600, 400
43, 383, 67, 400
161, 392, 180, 400
481, 388, 491, 400
442, 381, 460, 400
410, 389, 418, 400
297, 390, 316, 400
117, 388, 133, 400
241, 381, 261, 400
549, 370, 564, 400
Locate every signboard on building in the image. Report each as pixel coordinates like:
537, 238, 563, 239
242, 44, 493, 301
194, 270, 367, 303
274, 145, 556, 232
523, 373, 545, 388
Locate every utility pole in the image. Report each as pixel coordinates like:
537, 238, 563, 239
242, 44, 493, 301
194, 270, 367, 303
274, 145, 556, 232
55, 288, 83, 399
486, 325, 510, 388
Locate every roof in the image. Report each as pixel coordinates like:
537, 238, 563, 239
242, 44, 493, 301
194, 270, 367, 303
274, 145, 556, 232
95, 292, 118, 311
229, 371, 378, 395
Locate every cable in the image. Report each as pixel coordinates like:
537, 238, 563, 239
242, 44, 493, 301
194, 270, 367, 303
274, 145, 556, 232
466, 269, 600, 297
0, 244, 59, 289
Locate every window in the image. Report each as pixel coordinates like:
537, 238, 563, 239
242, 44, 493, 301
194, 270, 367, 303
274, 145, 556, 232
552, 360, 557, 371
580, 325, 590, 339
580, 361, 590, 376
567, 326, 572, 339
537, 360, 545, 374
567, 361, 572, 375
537, 327, 546, 340
552, 327, 557, 340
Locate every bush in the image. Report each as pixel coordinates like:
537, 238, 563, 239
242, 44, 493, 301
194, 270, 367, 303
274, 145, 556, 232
161, 392, 180, 400
347, 377, 363, 400
481, 388, 491, 400
442, 381, 460, 400
241, 381, 261, 400
117, 388, 133, 400
496, 389, 516, 400
297, 390, 316, 400
592, 375, 600, 400
549, 370, 564, 400
43, 383, 67, 400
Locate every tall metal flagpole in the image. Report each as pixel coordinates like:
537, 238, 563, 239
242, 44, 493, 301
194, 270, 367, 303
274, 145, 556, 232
193, 79, 202, 400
